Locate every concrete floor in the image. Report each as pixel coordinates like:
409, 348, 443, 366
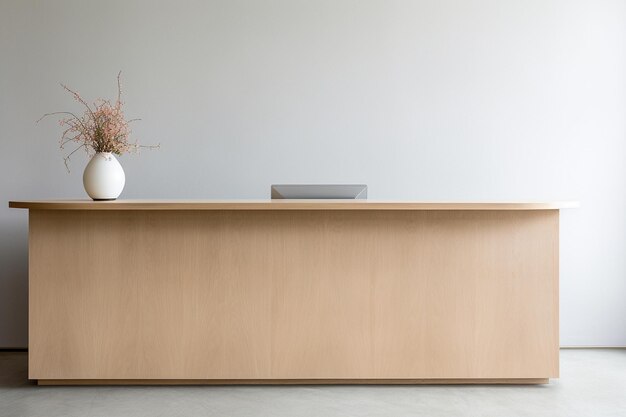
1, 350, 625, 417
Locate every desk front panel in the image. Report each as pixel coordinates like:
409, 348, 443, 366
28, 209, 559, 382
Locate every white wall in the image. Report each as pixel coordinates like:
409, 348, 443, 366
1, 0, 625, 347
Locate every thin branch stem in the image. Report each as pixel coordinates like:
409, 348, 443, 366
38, 111, 91, 135
60, 134, 81, 148
61, 83, 97, 120
138, 143, 161, 150
116, 71, 122, 106
37, 111, 79, 124
62, 143, 87, 172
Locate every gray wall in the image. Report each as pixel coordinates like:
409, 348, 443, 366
1, 0, 625, 347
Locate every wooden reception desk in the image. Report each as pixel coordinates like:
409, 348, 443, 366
10, 200, 577, 385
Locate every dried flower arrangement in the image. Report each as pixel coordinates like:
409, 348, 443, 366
38, 72, 158, 171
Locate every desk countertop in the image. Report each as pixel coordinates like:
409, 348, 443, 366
9, 200, 579, 211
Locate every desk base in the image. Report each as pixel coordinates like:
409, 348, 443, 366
37, 378, 550, 386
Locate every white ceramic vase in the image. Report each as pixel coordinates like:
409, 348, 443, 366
83, 152, 125, 200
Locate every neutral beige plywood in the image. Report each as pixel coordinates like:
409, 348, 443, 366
10, 200, 578, 211
28, 209, 559, 381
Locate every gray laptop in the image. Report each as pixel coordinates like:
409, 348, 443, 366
271, 184, 367, 200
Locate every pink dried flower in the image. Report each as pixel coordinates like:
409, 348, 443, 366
38, 72, 159, 171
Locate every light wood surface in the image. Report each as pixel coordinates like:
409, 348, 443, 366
10, 199, 578, 211
37, 378, 549, 385
28, 209, 559, 382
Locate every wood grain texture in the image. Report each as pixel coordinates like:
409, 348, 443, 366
10, 199, 578, 211
28, 209, 559, 382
